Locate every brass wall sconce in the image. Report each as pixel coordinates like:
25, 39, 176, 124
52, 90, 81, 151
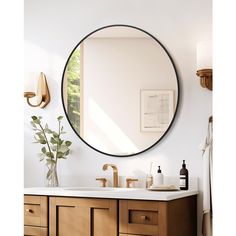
196, 41, 212, 91
24, 72, 50, 108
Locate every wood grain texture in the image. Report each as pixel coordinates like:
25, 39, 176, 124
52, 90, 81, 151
50, 197, 117, 236
24, 195, 197, 236
167, 196, 197, 236
24, 226, 47, 236
24, 196, 48, 227
119, 200, 159, 235
119, 196, 197, 236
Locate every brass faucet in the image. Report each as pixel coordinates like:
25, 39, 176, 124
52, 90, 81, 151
126, 178, 138, 188
102, 164, 119, 187
96, 178, 107, 187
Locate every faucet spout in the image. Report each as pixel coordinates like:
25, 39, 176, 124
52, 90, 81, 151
102, 164, 119, 187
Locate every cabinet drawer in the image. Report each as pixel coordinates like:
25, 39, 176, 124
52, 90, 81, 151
24, 226, 47, 236
130, 210, 158, 225
120, 200, 160, 236
24, 196, 48, 227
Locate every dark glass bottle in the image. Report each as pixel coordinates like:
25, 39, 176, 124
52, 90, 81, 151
179, 160, 189, 190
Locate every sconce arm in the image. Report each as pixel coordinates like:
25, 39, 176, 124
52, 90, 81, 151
25, 97, 44, 107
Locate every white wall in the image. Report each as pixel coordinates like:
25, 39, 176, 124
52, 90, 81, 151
24, 1, 212, 235
83, 37, 178, 155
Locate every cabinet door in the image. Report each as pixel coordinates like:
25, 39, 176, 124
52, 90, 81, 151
50, 197, 118, 236
24, 226, 47, 236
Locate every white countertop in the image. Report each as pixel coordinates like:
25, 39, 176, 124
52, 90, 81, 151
24, 187, 198, 201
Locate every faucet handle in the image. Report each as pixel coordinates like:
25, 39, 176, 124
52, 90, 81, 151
126, 178, 138, 188
96, 178, 107, 187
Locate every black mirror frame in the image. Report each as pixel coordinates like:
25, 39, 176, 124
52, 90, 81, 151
61, 24, 180, 158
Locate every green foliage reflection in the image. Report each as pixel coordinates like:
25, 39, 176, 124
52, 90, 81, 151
66, 48, 81, 134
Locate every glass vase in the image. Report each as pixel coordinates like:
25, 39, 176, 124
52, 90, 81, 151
46, 163, 59, 187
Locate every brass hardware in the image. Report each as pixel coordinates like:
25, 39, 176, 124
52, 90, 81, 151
196, 69, 212, 91
25, 209, 33, 213
24, 72, 50, 108
141, 215, 148, 221
102, 164, 119, 187
96, 178, 107, 187
126, 178, 138, 188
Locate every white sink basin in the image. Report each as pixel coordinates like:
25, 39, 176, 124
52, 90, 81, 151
64, 187, 137, 192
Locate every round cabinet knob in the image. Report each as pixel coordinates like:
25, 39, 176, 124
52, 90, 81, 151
25, 209, 33, 213
141, 215, 148, 221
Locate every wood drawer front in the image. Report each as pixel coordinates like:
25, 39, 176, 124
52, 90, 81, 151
130, 210, 158, 225
24, 226, 47, 236
24, 196, 48, 227
120, 200, 159, 236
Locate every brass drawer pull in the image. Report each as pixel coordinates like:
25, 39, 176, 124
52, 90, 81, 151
141, 215, 149, 220
25, 208, 33, 213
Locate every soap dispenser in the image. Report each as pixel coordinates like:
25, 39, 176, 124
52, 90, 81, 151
179, 160, 189, 190
156, 166, 164, 186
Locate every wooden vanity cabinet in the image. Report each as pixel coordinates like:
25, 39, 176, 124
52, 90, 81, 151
24, 195, 197, 236
24, 195, 48, 236
49, 197, 118, 236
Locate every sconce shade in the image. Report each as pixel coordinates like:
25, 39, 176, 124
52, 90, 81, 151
197, 41, 212, 70
24, 72, 50, 108
196, 41, 212, 91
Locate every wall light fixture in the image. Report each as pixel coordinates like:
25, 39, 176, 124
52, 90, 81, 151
196, 41, 212, 90
24, 72, 50, 108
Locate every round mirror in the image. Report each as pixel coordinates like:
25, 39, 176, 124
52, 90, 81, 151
62, 25, 179, 157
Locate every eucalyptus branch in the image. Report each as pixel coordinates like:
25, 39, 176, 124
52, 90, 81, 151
31, 115, 72, 168
38, 123, 53, 160
55, 120, 61, 165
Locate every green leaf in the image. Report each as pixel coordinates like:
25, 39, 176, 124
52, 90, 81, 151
64, 150, 70, 156
50, 137, 57, 144
57, 152, 64, 158
65, 141, 72, 147
46, 159, 56, 165
58, 145, 68, 153
45, 128, 53, 134
46, 158, 55, 164
57, 116, 63, 121
36, 132, 43, 136
31, 116, 41, 124
53, 132, 59, 138
46, 152, 54, 158
39, 140, 47, 144
59, 139, 63, 145
41, 147, 46, 154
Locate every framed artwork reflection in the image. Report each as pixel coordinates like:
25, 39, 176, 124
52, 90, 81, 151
140, 90, 174, 132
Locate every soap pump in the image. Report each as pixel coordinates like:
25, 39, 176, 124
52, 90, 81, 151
179, 160, 189, 190
156, 166, 164, 186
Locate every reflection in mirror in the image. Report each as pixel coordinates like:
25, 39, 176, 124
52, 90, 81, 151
62, 25, 179, 157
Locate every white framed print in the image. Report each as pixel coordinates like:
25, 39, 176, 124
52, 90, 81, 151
140, 90, 174, 132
